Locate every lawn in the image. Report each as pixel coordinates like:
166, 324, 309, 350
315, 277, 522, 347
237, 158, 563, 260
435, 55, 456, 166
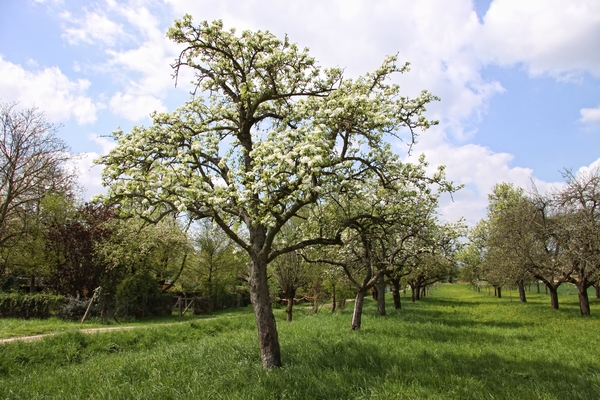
1, 284, 599, 399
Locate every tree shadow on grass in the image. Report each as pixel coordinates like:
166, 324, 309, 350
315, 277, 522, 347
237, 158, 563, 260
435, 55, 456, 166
273, 338, 600, 399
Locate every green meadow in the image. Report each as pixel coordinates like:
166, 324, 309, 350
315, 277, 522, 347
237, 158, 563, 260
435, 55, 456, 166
1, 284, 599, 399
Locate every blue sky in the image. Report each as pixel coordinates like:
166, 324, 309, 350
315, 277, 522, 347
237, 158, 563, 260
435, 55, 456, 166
1, 0, 599, 225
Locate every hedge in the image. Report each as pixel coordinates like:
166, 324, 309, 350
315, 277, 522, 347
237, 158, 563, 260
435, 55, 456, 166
0, 293, 65, 319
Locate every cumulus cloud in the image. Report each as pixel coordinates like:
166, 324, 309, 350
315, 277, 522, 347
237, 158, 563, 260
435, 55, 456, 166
479, 0, 600, 78
58, 0, 185, 122
580, 105, 600, 123
0, 56, 99, 124
60, 9, 125, 46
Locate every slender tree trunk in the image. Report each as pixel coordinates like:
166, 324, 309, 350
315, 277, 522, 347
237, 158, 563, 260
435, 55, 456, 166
497, 287, 502, 299
351, 290, 366, 330
576, 284, 591, 316
390, 278, 402, 310
331, 284, 336, 313
421, 286, 426, 298
594, 282, 600, 299
548, 286, 559, 309
414, 285, 421, 301
285, 289, 296, 322
517, 280, 527, 303
537, 281, 540, 293
248, 255, 281, 368
494, 286, 497, 297
376, 276, 386, 316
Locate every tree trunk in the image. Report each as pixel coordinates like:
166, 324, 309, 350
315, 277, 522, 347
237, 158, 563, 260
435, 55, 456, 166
370, 286, 378, 300
497, 287, 502, 299
517, 280, 527, 303
351, 290, 366, 330
285, 290, 296, 322
248, 255, 281, 368
548, 286, 559, 309
577, 284, 591, 316
331, 284, 336, 313
537, 281, 540, 293
376, 276, 386, 316
414, 285, 421, 301
594, 282, 600, 299
390, 278, 402, 310
421, 286, 426, 298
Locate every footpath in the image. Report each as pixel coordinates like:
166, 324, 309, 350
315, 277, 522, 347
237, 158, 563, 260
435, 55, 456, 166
0, 326, 140, 345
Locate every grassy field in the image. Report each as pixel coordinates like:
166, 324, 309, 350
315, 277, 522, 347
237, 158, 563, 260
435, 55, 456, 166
1, 284, 599, 399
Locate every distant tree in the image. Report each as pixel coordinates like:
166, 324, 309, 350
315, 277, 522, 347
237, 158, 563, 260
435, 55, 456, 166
99, 17, 440, 368
0, 102, 75, 279
553, 169, 600, 315
45, 203, 115, 298
271, 251, 310, 322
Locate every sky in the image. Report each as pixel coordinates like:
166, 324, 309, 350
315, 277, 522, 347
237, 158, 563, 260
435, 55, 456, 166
0, 0, 599, 226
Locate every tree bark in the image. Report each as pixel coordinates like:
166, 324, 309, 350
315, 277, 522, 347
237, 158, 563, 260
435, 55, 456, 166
285, 290, 296, 322
548, 286, 559, 309
497, 287, 502, 299
376, 276, 386, 316
390, 278, 402, 310
576, 284, 591, 316
351, 290, 366, 330
517, 280, 527, 303
248, 255, 281, 368
331, 284, 336, 313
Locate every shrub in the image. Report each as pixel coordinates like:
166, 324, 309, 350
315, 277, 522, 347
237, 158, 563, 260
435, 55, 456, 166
0, 293, 65, 319
58, 296, 102, 320
115, 273, 172, 318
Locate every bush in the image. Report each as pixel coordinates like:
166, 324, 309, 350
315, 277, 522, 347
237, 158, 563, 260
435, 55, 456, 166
115, 273, 172, 318
58, 296, 102, 321
0, 293, 65, 319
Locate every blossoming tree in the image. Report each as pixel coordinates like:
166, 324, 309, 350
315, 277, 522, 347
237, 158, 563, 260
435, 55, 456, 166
99, 16, 440, 368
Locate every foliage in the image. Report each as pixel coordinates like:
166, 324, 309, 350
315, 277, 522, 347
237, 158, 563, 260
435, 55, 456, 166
58, 296, 101, 321
115, 272, 172, 318
0, 103, 76, 284
0, 292, 64, 319
44, 203, 116, 298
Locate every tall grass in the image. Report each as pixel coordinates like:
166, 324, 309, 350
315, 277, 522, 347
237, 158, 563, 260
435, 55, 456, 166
1, 284, 599, 399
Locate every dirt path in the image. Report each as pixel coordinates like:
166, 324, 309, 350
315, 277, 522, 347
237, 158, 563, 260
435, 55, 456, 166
0, 325, 141, 345
0, 318, 220, 345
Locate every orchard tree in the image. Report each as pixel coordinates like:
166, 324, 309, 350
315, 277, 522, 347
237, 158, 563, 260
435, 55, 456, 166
554, 169, 600, 315
99, 17, 440, 368
484, 183, 534, 302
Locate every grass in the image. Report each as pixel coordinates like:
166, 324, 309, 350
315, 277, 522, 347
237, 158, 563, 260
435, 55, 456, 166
1, 284, 599, 399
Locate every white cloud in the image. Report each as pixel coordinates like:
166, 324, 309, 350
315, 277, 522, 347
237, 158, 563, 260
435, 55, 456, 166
61, 9, 125, 46
479, 0, 600, 78
580, 105, 600, 123
0, 56, 99, 124
109, 91, 166, 121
